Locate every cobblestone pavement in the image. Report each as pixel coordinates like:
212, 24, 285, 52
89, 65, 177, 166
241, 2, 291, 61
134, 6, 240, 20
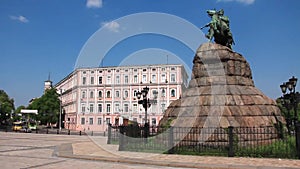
0, 132, 190, 169
1, 132, 300, 169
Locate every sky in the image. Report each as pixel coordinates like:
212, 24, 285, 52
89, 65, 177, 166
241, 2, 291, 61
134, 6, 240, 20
1, 0, 300, 107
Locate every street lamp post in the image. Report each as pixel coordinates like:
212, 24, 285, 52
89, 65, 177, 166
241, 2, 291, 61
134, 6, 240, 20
59, 89, 62, 131
280, 76, 300, 159
280, 76, 299, 131
136, 86, 158, 139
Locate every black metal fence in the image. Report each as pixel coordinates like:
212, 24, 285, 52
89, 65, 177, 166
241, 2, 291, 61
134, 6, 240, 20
108, 124, 300, 159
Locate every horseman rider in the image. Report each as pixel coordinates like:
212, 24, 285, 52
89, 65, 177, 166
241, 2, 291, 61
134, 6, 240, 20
205, 9, 219, 40
203, 9, 234, 49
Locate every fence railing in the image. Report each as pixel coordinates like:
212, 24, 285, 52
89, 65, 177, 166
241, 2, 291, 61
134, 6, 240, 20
108, 124, 300, 159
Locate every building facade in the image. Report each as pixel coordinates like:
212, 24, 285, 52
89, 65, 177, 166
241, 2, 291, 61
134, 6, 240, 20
55, 64, 188, 132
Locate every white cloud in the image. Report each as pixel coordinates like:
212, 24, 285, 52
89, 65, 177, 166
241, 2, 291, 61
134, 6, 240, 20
86, 0, 103, 8
101, 21, 120, 33
9, 15, 29, 23
217, 0, 255, 5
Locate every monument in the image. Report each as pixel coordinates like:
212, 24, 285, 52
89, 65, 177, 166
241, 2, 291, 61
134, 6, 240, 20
159, 9, 285, 142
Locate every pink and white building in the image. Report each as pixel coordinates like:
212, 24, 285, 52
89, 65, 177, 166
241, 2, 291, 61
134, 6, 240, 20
55, 64, 188, 132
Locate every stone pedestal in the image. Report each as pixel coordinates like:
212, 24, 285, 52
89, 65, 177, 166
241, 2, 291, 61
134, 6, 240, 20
159, 43, 284, 129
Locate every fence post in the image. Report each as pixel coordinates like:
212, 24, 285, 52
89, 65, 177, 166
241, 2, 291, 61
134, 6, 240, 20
295, 122, 300, 159
168, 127, 174, 154
228, 126, 234, 157
107, 123, 112, 144
119, 126, 125, 151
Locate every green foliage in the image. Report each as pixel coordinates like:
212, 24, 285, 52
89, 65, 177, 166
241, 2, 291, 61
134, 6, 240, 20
14, 105, 26, 121
27, 88, 60, 125
0, 89, 15, 125
235, 136, 297, 159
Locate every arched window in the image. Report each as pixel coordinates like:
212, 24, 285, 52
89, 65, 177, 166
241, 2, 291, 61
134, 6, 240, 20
98, 91, 103, 98
90, 91, 94, 98
82, 91, 86, 98
171, 89, 176, 97
107, 91, 111, 98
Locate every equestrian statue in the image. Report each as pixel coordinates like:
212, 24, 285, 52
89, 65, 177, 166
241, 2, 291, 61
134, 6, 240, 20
201, 9, 235, 49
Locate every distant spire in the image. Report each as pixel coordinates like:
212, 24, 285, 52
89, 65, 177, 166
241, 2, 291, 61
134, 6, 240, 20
48, 72, 51, 81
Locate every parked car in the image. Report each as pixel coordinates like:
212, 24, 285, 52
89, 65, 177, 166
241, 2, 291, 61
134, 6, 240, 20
19, 126, 31, 133
12, 121, 23, 131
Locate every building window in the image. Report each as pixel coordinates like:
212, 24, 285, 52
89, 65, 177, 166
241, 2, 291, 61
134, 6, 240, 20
81, 104, 86, 112
99, 77, 102, 84
98, 104, 102, 113
152, 74, 156, 83
143, 69, 147, 72
107, 91, 111, 98
124, 103, 129, 112
161, 89, 166, 97
161, 68, 166, 71
116, 76, 120, 84
82, 77, 86, 85
124, 90, 129, 98
134, 75, 138, 83
171, 89, 176, 97
142, 75, 147, 83
97, 118, 102, 125
171, 74, 176, 82
133, 90, 137, 97
115, 90, 120, 98
133, 118, 137, 122
107, 76, 111, 84
90, 104, 94, 113
81, 118, 85, 125
106, 118, 110, 124
89, 118, 93, 125
152, 118, 156, 126
152, 90, 158, 98
133, 103, 138, 112
161, 74, 166, 83
82, 91, 86, 98
107, 104, 111, 113
90, 77, 94, 85
124, 75, 129, 84
171, 67, 176, 71
98, 91, 103, 98
161, 103, 166, 111
115, 103, 120, 112
90, 91, 94, 98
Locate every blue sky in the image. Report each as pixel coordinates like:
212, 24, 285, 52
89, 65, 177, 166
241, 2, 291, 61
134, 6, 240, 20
1, 0, 300, 107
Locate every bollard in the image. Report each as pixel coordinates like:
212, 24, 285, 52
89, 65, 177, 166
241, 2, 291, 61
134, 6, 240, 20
36, 129, 38, 134
107, 124, 112, 144
68, 130, 70, 135
79, 131, 81, 136
46, 129, 49, 134
104, 131, 106, 137
296, 123, 300, 159
228, 126, 234, 157
167, 127, 174, 154
91, 131, 93, 136
57, 129, 59, 134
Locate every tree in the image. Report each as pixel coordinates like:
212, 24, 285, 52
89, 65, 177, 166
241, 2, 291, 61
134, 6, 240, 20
276, 96, 300, 135
14, 105, 26, 121
0, 90, 15, 125
27, 88, 60, 125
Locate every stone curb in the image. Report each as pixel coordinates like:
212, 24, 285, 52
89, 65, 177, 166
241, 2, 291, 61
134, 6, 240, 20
56, 143, 298, 169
